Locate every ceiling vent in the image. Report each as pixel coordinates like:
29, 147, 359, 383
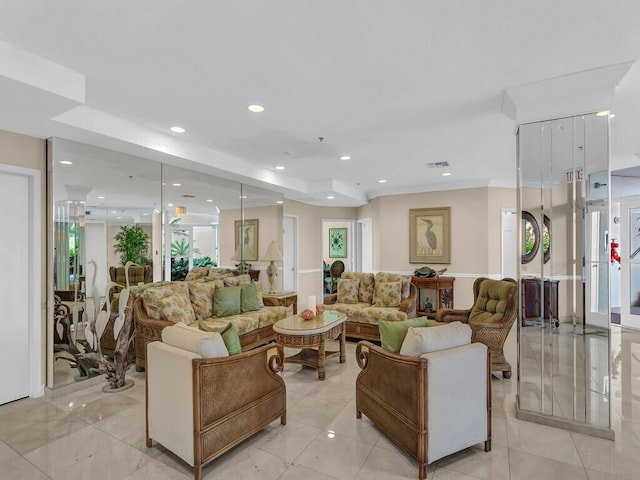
181, 194, 196, 198
427, 161, 449, 168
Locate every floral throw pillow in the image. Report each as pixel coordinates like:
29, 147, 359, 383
155, 294, 196, 325
223, 274, 252, 287
337, 278, 360, 304
373, 281, 402, 307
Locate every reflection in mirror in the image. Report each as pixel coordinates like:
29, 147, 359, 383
521, 211, 540, 264
517, 113, 613, 438
50, 138, 162, 388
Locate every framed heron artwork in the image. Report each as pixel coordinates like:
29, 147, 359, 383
409, 207, 451, 264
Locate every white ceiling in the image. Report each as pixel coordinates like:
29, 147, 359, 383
1, 1, 639, 206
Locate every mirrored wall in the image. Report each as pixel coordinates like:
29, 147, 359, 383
516, 113, 613, 438
48, 138, 283, 388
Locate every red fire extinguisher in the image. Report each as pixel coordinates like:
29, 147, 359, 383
611, 238, 621, 264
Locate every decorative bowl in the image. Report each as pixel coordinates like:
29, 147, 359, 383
300, 309, 316, 320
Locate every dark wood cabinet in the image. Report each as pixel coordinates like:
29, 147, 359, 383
521, 278, 559, 327
411, 276, 455, 318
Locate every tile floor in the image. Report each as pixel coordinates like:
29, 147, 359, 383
1, 326, 640, 480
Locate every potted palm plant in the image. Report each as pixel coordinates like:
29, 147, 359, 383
113, 225, 150, 266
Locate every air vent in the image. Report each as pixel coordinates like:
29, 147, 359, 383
85, 210, 91, 216
427, 161, 449, 168
181, 194, 196, 198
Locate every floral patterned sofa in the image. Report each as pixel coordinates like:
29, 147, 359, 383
133, 273, 286, 370
323, 272, 417, 341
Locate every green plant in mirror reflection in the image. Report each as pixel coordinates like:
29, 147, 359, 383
113, 225, 150, 266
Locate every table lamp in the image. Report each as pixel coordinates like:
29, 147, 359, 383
261, 241, 283, 293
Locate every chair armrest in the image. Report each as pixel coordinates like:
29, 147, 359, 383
399, 283, 417, 318
324, 294, 338, 305
434, 308, 472, 323
262, 297, 279, 307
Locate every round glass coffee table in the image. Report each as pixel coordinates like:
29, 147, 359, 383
273, 310, 347, 380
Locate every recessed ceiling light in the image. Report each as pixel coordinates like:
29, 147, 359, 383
378, 179, 387, 183
239, 195, 247, 199
248, 104, 265, 113
79, 201, 86, 204
206, 199, 213, 203
340, 155, 351, 161
327, 195, 335, 200
275, 166, 285, 170
167, 203, 174, 207
276, 200, 284, 204
610, 113, 616, 118
596, 110, 610, 117
442, 172, 452, 176
111, 210, 117, 214
173, 183, 181, 187
143, 213, 149, 216
170, 126, 186, 133
97, 196, 105, 199
59, 160, 73, 165
116, 217, 122, 220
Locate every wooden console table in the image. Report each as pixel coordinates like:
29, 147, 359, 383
263, 291, 297, 314
411, 276, 455, 318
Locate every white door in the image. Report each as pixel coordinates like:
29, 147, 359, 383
0, 170, 31, 404
501, 209, 518, 279
585, 205, 610, 329
283, 215, 297, 291
357, 219, 373, 272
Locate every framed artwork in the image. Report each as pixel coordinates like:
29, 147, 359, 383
234, 219, 259, 261
409, 207, 451, 264
329, 228, 347, 258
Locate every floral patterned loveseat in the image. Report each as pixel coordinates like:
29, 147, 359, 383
323, 272, 417, 342
133, 273, 286, 370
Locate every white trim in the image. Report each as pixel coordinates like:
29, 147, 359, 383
299, 268, 322, 274
0, 164, 43, 399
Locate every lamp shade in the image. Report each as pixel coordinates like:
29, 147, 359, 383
261, 241, 283, 262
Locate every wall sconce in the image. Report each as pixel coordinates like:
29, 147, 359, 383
175, 206, 187, 215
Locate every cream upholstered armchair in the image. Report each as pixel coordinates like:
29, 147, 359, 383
145, 324, 286, 480
435, 277, 517, 378
355, 324, 491, 480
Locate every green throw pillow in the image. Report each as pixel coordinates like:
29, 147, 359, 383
213, 285, 241, 317
241, 283, 261, 313
197, 321, 242, 355
379, 318, 429, 353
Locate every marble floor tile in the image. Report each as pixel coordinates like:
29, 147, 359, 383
5, 327, 640, 479
0, 455, 51, 479
0, 439, 20, 465
509, 449, 589, 480
295, 434, 374, 480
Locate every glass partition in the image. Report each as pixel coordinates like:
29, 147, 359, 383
516, 113, 613, 437
49, 139, 283, 388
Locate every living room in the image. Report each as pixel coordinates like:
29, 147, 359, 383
2, 2, 640, 479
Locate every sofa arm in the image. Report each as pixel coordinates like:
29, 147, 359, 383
434, 308, 472, 324
399, 283, 418, 318
324, 294, 338, 305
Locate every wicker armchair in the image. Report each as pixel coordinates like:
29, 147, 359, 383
146, 340, 286, 480
435, 277, 517, 378
356, 341, 491, 479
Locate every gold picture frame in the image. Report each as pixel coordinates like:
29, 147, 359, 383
409, 207, 451, 264
234, 219, 259, 261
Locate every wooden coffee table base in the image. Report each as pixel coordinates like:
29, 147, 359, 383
276, 323, 346, 380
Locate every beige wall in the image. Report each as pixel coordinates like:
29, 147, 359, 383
220, 205, 283, 293
284, 201, 357, 308
285, 188, 517, 310
359, 187, 516, 308
0, 129, 46, 384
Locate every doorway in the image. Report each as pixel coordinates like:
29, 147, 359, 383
0, 165, 42, 404
501, 209, 518, 280
283, 215, 297, 292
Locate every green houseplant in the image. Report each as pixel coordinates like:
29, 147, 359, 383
113, 225, 150, 266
